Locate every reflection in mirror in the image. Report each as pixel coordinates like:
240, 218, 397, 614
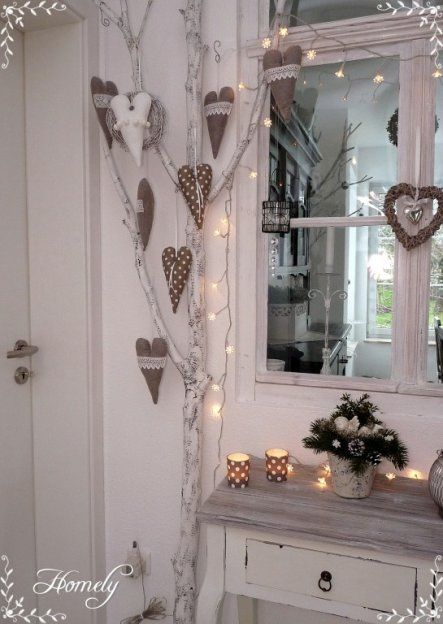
265, 56, 399, 379
429, 78, 443, 383
269, 0, 383, 27
267, 226, 393, 378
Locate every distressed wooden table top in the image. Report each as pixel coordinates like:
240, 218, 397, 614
198, 457, 442, 560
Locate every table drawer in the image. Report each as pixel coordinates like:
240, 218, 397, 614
246, 540, 417, 613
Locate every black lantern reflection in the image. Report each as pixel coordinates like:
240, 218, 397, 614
262, 200, 294, 234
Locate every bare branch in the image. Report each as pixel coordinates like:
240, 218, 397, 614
136, 0, 154, 45
103, 146, 184, 367
155, 144, 179, 186
92, 0, 121, 27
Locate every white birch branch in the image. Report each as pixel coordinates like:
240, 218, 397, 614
103, 145, 184, 367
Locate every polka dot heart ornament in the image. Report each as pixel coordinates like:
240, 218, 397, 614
162, 246, 193, 313
177, 164, 212, 229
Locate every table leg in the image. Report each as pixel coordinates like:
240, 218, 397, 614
195, 524, 226, 624
237, 595, 257, 624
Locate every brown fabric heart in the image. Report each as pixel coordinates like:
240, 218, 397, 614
263, 45, 302, 121
384, 183, 443, 250
178, 164, 212, 229
136, 338, 167, 404
204, 87, 235, 159
137, 179, 154, 250
90, 76, 118, 148
162, 246, 193, 313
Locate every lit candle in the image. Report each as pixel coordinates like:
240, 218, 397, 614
265, 448, 289, 482
227, 453, 250, 489
325, 227, 335, 273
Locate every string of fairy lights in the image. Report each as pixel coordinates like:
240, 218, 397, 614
206, 11, 434, 489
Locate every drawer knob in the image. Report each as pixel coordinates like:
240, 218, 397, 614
318, 570, 332, 592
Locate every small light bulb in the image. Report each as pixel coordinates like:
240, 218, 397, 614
373, 73, 384, 84
352, 156, 357, 166
411, 470, 422, 480
287, 464, 294, 474
433, 68, 443, 78
211, 404, 221, 417
318, 477, 327, 488
385, 473, 396, 481
213, 228, 221, 237
335, 63, 345, 79
225, 345, 235, 355
323, 463, 331, 475
211, 384, 221, 392
207, 312, 216, 321
279, 26, 288, 37
306, 49, 317, 60
262, 37, 272, 49
263, 117, 272, 128
238, 81, 246, 91
220, 217, 229, 226
249, 170, 258, 179
211, 282, 218, 290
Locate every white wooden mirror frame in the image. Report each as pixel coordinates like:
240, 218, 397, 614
235, 0, 443, 400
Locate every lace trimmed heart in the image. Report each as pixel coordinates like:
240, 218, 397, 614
263, 45, 302, 121
178, 164, 212, 229
383, 183, 443, 250
135, 338, 167, 404
136, 178, 154, 251
90, 77, 118, 149
204, 87, 235, 159
162, 246, 192, 313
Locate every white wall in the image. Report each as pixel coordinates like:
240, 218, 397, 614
100, 3, 443, 624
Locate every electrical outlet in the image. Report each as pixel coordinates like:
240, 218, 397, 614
125, 541, 151, 579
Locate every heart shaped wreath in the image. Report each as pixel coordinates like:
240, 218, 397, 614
383, 183, 443, 250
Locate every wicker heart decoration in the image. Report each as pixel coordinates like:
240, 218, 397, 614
137, 179, 154, 250
136, 337, 167, 404
110, 92, 152, 166
162, 246, 193, 313
263, 45, 302, 121
383, 183, 443, 250
178, 164, 212, 229
204, 87, 235, 159
90, 76, 118, 149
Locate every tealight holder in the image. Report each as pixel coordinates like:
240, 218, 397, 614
227, 453, 250, 489
265, 448, 289, 482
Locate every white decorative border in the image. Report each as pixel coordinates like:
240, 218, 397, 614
377, 555, 442, 623
1, 555, 67, 622
378, 1, 443, 68
1, 1, 66, 69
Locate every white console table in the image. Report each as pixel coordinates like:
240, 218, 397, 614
196, 458, 442, 624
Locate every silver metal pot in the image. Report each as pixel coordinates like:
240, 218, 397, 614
429, 450, 443, 518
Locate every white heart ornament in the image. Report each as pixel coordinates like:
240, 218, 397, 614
110, 92, 152, 166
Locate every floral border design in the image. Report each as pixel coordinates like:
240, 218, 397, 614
377, 555, 443, 623
1, 1, 66, 69
378, 1, 443, 68
1, 555, 67, 623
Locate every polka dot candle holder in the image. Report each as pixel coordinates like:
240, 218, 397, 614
227, 453, 250, 489
265, 448, 289, 482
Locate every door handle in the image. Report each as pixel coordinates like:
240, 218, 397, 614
7, 340, 39, 359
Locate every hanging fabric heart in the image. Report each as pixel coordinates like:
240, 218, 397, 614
162, 246, 193, 313
90, 77, 119, 149
110, 92, 152, 166
263, 45, 303, 121
383, 183, 443, 250
137, 179, 155, 250
135, 337, 167, 404
177, 164, 212, 229
204, 87, 235, 159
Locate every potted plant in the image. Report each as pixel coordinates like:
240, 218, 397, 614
302, 394, 408, 499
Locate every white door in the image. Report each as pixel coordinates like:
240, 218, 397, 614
0, 31, 37, 605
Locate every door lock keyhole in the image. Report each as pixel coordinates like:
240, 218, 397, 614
15, 366, 32, 385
